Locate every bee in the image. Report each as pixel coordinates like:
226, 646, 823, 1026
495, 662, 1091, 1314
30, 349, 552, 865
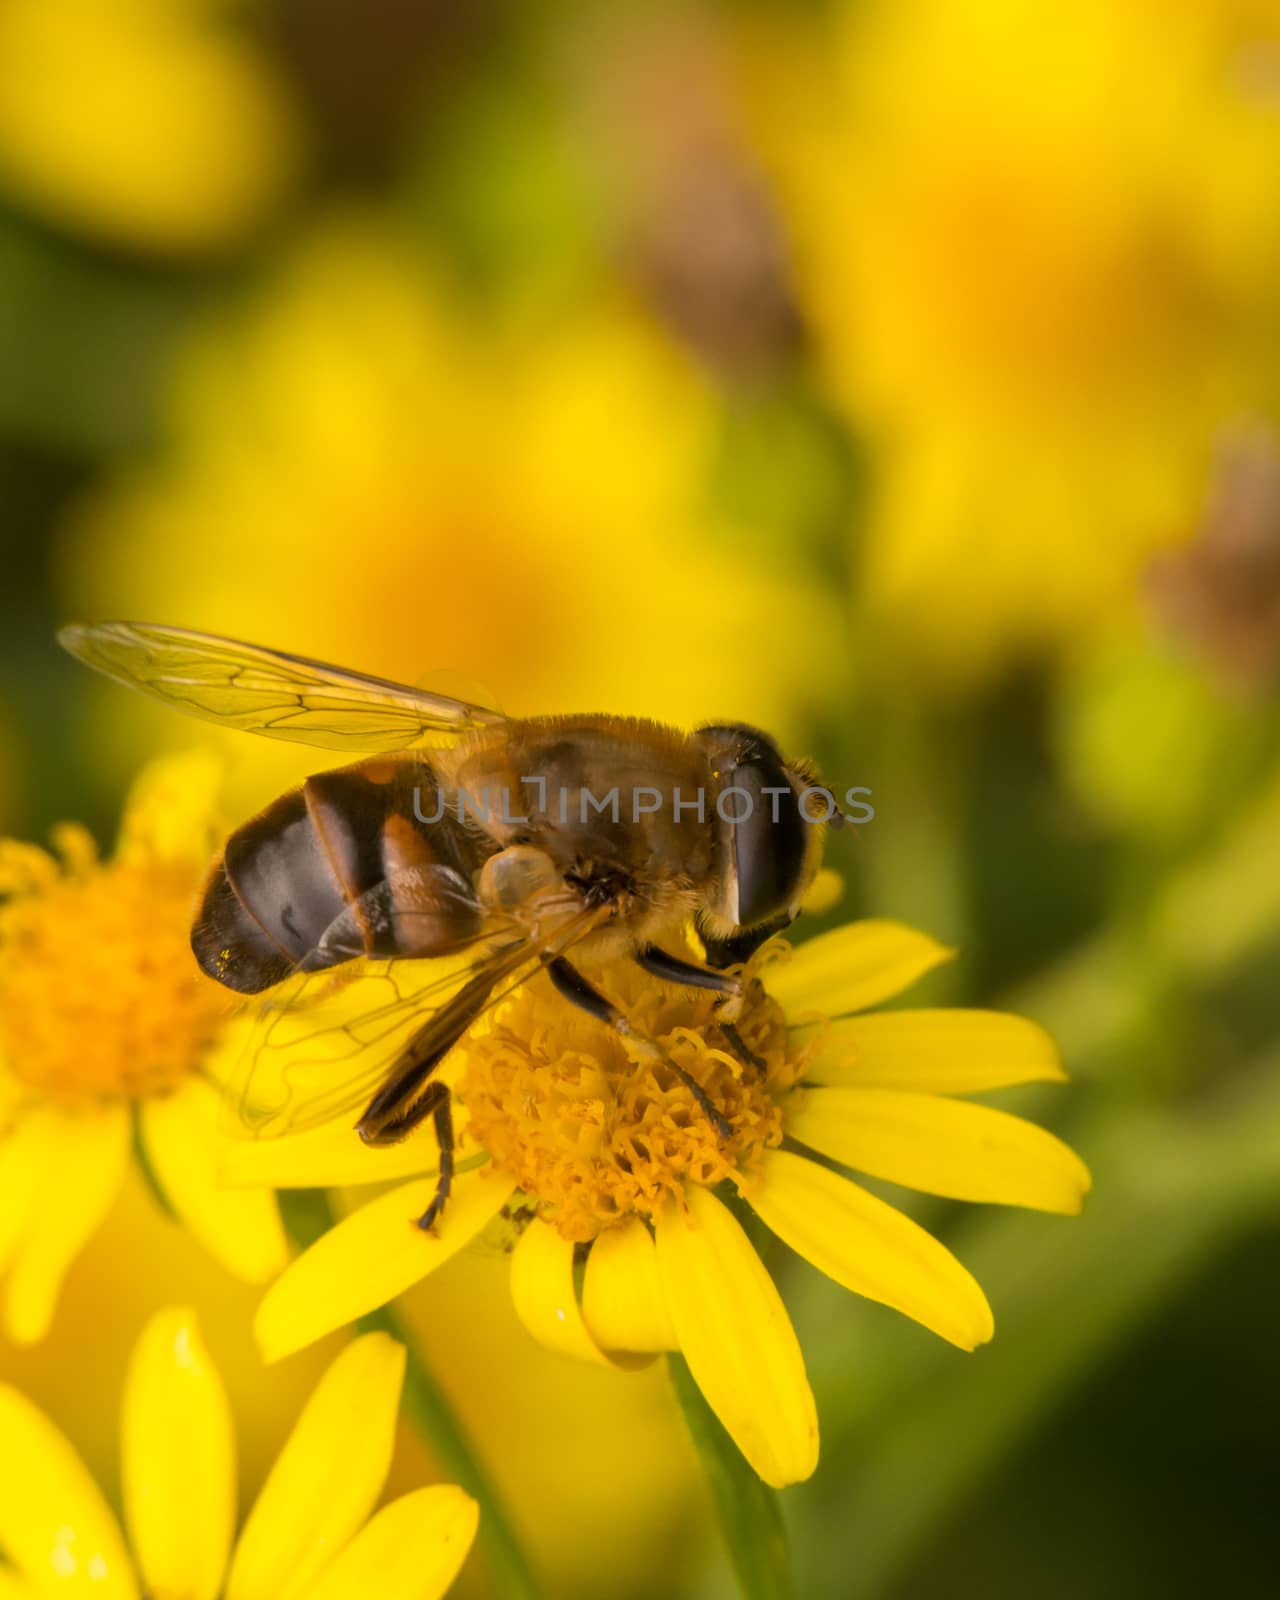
60, 621, 827, 1224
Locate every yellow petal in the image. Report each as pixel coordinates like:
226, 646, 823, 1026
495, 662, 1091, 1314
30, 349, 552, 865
142, 1077, 288, 1282
199, 1011, 254, 1093
508, 1217, 649, 1368
219, 1115, 442, 1190
654, 1187, 818, 1488
768, 920, 955, 1020
801, 1008, 1066, 1092
3, 1105, 129, 1345
227, 1333, 405, 1600
799, 866, 844, 915
301, 1486, 478, 1600
749, 1150, 994, 1351
122, 1308, 236, 1600
255, 1169, 514, 1363
116, 749, 223, 865
582, 1218, 678, 1356
0, 1385, 136, 1598
0, 1569, 41, 1598
0, 1111, 48, 1274
787, 1087, 1091, 1214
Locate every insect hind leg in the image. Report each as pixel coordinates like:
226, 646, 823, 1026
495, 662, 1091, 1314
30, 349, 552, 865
413, 1085, 454, 1232
548, 957, 732, 1140
355, 1079, 455, 1232
356, 959, 510, 1146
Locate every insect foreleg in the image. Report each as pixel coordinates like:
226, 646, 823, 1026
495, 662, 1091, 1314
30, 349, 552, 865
633, 944, 743, 1004
632, 946, 765, 1073
547, 957, 732, 1140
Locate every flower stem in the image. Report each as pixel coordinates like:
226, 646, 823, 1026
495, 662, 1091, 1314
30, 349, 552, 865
668, 1353, 794, 1600
278, 1189, 543, 1600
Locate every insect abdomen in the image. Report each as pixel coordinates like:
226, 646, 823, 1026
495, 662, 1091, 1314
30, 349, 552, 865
191, 856, 296, 994
192, 786, 348, 994
191, 758, 484, 994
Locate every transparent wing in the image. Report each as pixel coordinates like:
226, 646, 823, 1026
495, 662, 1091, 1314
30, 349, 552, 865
59, 620, 506, 752
220, 896, 609, 1140
221, 944, 521, 1140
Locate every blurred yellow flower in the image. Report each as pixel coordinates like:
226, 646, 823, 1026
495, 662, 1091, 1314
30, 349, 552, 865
746, 0, 1280, 682
237, 919, 1089, 1488
0, 1161, 699, 1600
0, 1309, 476, 1599
61, 219, 843, 803
0, 0, 298, 253
0, 752, 286, 1344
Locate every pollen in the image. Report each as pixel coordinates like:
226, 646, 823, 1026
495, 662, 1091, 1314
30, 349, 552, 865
456, 952, 813, 1243
0, 826, 232, 1107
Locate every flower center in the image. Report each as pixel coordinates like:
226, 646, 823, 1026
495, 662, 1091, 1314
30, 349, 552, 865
456, 953, 810, 1243
0, 828, 232, 1108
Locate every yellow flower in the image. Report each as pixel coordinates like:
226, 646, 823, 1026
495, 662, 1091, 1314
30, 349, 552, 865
744, 0, 1280, 682
0, 1307, 477, 1598
0, 0, 298, 253
240, 920, 1090, 1488
0, 752, 286, 1345
60, 219, 843, 804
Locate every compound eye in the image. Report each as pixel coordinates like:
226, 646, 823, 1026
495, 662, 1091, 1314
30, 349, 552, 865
728, 762, 808, 927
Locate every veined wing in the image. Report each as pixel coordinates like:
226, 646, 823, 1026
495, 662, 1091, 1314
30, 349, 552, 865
221, 899, 610, 1140
58, 620, 505, 751
222, 945, 523, 1140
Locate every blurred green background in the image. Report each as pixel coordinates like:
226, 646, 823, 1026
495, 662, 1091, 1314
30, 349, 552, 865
3, 1, 1280, 1596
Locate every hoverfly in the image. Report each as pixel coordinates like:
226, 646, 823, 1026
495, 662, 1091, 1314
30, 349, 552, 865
60, 621, 828, 1224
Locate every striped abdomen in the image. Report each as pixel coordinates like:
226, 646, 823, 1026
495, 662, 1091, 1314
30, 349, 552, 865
192, 757, 486, 994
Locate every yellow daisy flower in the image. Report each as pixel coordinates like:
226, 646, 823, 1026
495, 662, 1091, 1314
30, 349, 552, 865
0, 751, 286, 1345
61, 219, 843, 805
743, 0, 1280, 682
240, 919, 1090, 1488
0, 0, 298, 254
0, 1307, 477, 1598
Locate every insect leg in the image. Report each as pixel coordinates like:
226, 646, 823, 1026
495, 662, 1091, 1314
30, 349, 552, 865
362, 1076, 446, 1141
548, 957, 732, 1140
414, 1084, 454, 1232
697, 913, 793, 971
632, 946, 765, 1073
634, 944, 741, 998
359, 1078, 456, 1230
356, 962, 508, 1146
717, 1020, 767, 1076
